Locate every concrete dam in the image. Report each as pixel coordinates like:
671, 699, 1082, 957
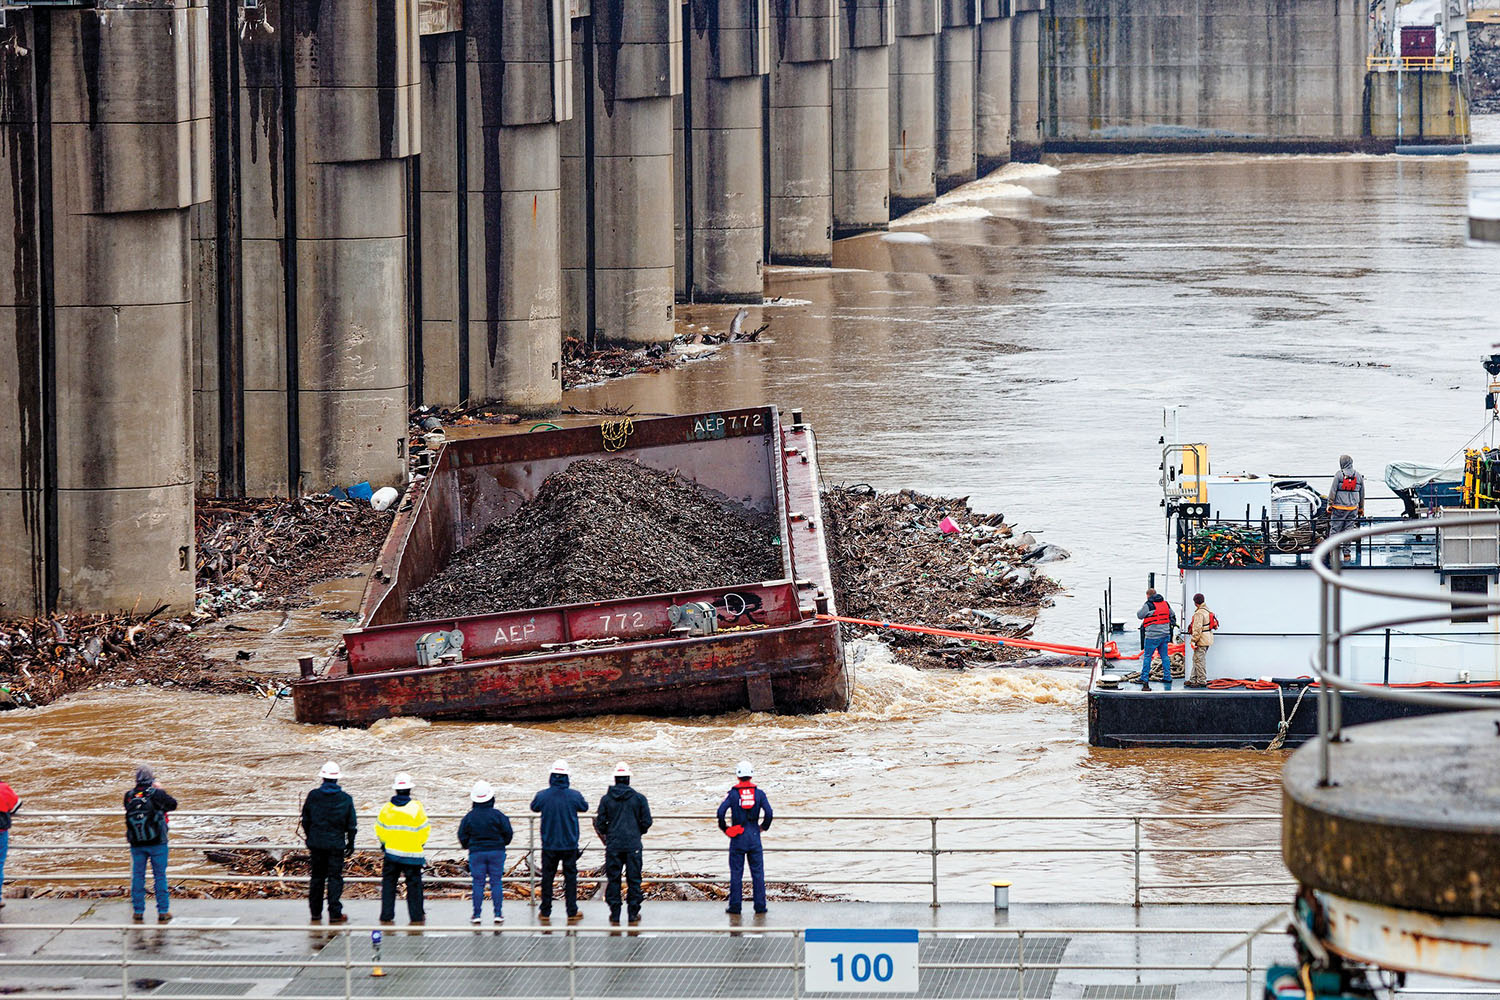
0, 0, 1471, 616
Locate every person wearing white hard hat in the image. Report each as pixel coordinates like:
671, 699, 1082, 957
457, 779, 513, 925
376, 773, 430, 924
716, 761, 774, 916
592, 762, 653, 925
300, 761, 357, 924
530, 759, 589, 922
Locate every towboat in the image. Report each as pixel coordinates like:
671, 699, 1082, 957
292, 407, 848, 725
1089, 362, 1500, 749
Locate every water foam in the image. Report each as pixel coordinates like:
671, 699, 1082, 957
888, 204, 993, 227
880, 231, 935, 244
368, 716, 432, 737
996, 162, 1061, 180
844, 639, 1085, 720
939, 180, 1036, 205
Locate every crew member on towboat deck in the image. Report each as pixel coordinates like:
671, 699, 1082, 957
1187, 594, 1214, 689
1329, 455, 1366, 554
1136, 589, 1176, 692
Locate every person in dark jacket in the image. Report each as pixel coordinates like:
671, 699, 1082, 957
530, 759, 588, 922
457, 780, 513, 925
593, 762, 652, 925
123, 766, 178, 923
0, 777, 19, 907
716, 761, 773, 916
300, 761, 357, 924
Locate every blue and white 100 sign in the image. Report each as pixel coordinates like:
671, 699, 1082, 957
804, 929, 919, 993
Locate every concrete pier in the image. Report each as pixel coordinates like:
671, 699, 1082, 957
683, 1, 768, 301
889, 0, 940, 216
0, 4, 210, 612
1009, 0, 1042, 161
464, 1, 569, 407
565, 1, 681, 345
975, 2, 1012, 172
832, 0, 893, 236
769, 1, 838, 266
935, 1, 978, 193
418, 31, 462, 406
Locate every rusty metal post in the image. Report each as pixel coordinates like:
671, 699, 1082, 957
929, 817, 940, 908
1133, 816, 1141, 908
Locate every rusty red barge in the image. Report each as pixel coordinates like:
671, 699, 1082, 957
292, 407, 848, 725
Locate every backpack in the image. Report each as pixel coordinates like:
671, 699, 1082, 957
125, 790, 163, 846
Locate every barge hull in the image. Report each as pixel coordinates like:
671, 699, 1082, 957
295, 621, 846, 725
1089, 686, 1500, 749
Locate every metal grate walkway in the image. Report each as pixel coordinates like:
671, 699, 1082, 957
272, 932, 1069, 998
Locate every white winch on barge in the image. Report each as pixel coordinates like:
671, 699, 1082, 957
1089, 360, 1500, 749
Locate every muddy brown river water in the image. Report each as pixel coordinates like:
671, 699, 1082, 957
7, 127, 1500, 903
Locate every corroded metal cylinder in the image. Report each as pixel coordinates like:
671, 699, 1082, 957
769, 0, 836, 266
889, 0, 938, 216
976, 1, 1012, 172
832, 0, 892, 236
935, 1, 977, 192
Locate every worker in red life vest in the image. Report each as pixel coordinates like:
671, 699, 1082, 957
716, 761, 774, 916
1328, 455, 1365, 553
1135, 588, 1176, 692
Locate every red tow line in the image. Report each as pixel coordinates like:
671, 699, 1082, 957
813, 613, 1132, 659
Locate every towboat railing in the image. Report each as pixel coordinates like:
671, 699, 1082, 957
1310, 511, 1500, 786
3, 810, 1288, 909
1178, 515, 1439, 570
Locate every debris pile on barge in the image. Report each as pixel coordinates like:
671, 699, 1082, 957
406, 459, 781, 621
824, 485, 1062, 668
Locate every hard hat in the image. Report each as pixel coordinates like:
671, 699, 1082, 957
614, 762, 632, 778
392, 772, 414, 791
736, 761, 753, 779
470, 780, 495, 803
319, 761, 342, 781
551, 759, 570, 775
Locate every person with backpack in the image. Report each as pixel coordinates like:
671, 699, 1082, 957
375, 773, 430, 925
1328, 455, 1366, 550
529, 759, 588, 923
123, 766, 178, 923
1187, 594, 1217, 688
716, 761, 773, 916
593, 762, 652, 926
0, 777, 19, 906
1135, 588, 1177, 692
457, 780, 513, 925
300, 761, 357, 925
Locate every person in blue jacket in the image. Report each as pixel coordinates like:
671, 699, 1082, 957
529, 759, 589, 922
457, 780, 513, 925
716, 761, 773, 916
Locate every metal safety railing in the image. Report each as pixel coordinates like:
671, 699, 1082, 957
1368, 54, 1456, 71
4, 810, 1290, 908
1311, 512, 1500, 787
0, 920, 1288, 1000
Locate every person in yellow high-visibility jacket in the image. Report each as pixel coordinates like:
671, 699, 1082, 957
376, 772, 430, 924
